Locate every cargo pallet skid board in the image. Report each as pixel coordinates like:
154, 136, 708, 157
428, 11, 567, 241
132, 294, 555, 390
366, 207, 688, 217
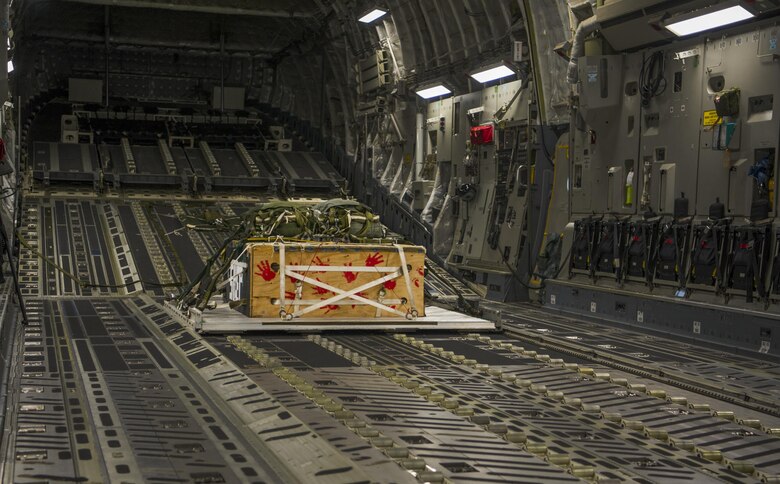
166, 299, 495, 332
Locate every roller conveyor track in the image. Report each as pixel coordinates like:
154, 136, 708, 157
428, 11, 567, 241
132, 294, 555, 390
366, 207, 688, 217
490, 303, 780, 417
217, 332, 780, 482
2, 298, 286, 483
3, 194, 780, 483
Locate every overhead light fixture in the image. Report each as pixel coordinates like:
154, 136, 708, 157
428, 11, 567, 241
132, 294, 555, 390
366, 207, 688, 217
7, 60, 12, 73
664, 1, 755, 37
358, 8, 388, 23
470, 63, 516, 84
415, 84, 452, 100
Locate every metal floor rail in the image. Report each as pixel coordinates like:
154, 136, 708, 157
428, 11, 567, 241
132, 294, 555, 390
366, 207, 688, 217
1, 193, 778, 483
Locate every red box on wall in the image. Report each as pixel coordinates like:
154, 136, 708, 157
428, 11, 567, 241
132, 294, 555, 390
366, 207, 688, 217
470, 124, 494, 145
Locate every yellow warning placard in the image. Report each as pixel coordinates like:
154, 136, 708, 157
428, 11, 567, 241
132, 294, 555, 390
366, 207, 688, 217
703, 110, 723, 127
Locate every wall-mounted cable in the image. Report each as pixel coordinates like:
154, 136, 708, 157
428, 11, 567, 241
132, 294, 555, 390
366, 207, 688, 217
640, 51, 667, 108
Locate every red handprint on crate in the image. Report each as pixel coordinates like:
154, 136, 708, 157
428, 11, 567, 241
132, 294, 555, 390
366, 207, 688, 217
312, 278, 331, 295
255, 260, 276, 281
287, 263, 300, 284
321, 298, 340, 314
343, 263, 358, 283
384, 279, 397, 290
414, 267, 424, 288
365, 252, 384, 267
311, 256, 329, 272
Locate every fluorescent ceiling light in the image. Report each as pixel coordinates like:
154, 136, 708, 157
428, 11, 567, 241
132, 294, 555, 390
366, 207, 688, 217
358, 8, 388, 23
7, 60, 12, 73
665, 4, 754, 37
415, 84, 452, 99
470, 64, 516, 84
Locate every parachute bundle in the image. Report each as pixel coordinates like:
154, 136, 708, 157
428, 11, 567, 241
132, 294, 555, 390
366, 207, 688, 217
252, 201, 312, 238
312, 199, 386, 240
248, 199, 387, 241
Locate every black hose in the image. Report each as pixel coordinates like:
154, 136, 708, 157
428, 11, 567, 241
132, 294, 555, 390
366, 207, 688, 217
640, 51, 667, 108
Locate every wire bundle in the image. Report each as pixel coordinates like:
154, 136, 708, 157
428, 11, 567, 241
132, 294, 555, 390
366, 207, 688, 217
640, 51, 667, 108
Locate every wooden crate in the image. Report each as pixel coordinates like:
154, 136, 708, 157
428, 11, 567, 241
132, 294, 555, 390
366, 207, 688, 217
244, 242, 426, 320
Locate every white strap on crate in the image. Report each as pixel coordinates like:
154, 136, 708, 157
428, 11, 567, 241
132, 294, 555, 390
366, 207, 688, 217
395, 244, 416, 310
275, 242, 416, 320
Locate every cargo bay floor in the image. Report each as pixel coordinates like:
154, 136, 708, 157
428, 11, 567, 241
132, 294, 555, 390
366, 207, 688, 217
1, 193, 779, 483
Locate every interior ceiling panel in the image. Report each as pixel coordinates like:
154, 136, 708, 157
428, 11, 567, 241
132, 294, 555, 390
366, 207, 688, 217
62, 0, 319, 17
598, 0, 780, 51
15, 1, 315, 55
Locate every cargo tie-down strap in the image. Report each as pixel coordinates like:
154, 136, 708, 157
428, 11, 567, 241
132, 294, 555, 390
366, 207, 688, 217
276, 242, 417, 320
